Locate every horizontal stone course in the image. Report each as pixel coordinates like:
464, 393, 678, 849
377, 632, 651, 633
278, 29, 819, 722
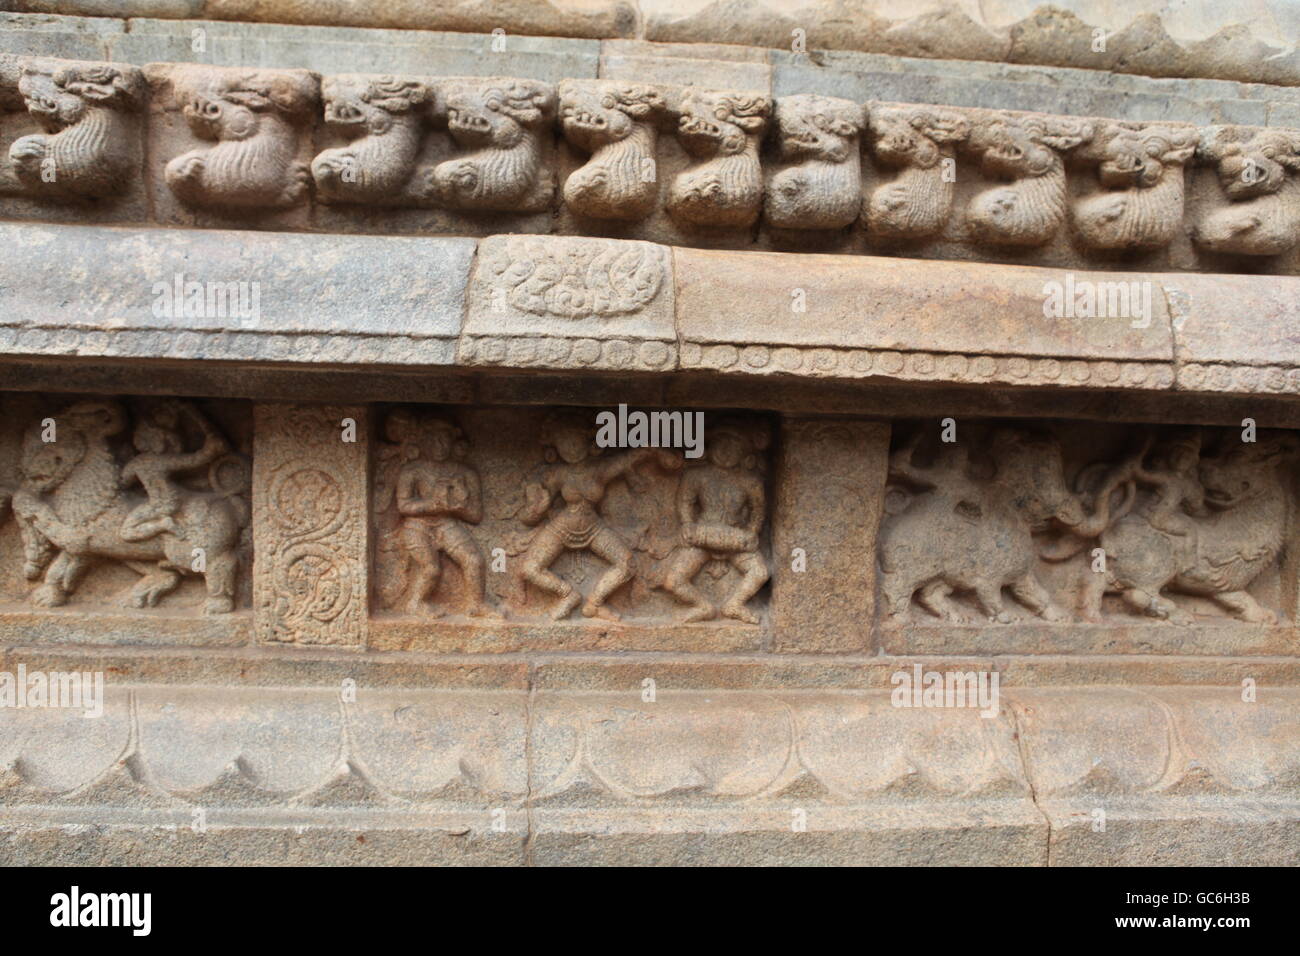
3, 224, 1296, 399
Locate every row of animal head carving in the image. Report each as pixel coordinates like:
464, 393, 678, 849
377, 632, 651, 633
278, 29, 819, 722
3, 55, 1300, 256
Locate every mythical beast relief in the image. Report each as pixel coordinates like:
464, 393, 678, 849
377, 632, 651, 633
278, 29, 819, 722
1194, 127, 1300, 256
865, 105, 969, 240
9, 58, 143, 200
160, 66, 316, 212
881, 424, 1298, 627
965, 112, 1093, 247
764, 94, 863, 231
312, 74, 431, 204
667, 89, 771, 229
1071, 122, 1198, 251
422, 77, 556, 212
3, 399, 250, 614
559, 79, 667, 221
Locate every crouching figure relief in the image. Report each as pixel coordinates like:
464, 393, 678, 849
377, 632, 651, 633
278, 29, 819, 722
518, 415, 683, 621
7, 399, 250, 614
661, 425, 770, 623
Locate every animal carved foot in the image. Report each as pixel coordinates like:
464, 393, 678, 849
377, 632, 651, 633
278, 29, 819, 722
9, 134, 48, 168
31, 583, 67, 608
1039, 605, 1070, 623
168, 154, 206, 183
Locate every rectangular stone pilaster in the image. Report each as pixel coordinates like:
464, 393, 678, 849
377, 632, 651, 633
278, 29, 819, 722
253, 403, 370, 647
770, 417, 890, 653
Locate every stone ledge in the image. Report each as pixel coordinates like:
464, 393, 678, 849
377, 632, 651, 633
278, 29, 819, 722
0, 683, 1294, 864
5, 225, 1299, 399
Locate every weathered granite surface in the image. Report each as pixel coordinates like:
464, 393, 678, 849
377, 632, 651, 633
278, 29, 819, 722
1, 8, 1298, 868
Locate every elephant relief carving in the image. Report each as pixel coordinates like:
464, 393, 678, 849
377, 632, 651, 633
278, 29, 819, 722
667, 89, 771, 229
1071, 122, 1197, 251
312, 74, 431, 204
659, 424, 770, 624
1041, 431, 1297, 624
162, 67, 316, 211
764, 93, 863, 231
559, 79, 667, 221
880, 429, 1084, 624
421, 77, 556, 212
373, 409, 499, 619
6, 399, 250, 614
965, 112, 1093, 246
1194, 128, 1300, 256
865, 105, 969, 240
9, 59, 143, 199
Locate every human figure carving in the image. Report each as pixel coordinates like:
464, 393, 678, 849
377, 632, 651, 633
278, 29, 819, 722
163, 67, 315, 211
559, 79, 666, 221
764, 93, 863, 230
422, 77, 555, 212
880, 429, 1085, 623
312, 74, 431, 204
667, 89, 770, 229
1194, 128, 1300, 256
865, 105, 968, 239
518, 416, 682, 621
120, 401, 229, 542
965, 113, 1092, 246
661, 427, 768, 624
1071, 123, 1197, 251
9, 60, 142, 199
379, 409, 496, 618
1046, 431, 1297, 624
9, 399, 248, 614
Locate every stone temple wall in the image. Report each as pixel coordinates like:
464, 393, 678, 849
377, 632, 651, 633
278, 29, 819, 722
0, 7, 1298, 866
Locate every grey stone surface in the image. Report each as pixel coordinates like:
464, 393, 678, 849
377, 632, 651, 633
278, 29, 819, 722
0, 223, 474, 365
108, 19, 601, 81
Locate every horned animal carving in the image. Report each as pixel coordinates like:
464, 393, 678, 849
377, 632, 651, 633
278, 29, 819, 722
865, 105, 968, 240
312, 74, 431, 204
162, 67, 316, 211
965, 112, 1092, 246
559, 79, 667, 221
1072, 122, 1197, 251
9, 59, 143, 199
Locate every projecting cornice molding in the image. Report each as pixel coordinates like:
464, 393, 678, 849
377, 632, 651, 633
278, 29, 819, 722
2, 224, 1297, 399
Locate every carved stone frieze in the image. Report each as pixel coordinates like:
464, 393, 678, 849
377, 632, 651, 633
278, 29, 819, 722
666, 88, 770, 229
765, 93, 863, 231
0, 396, 251, 614
881, 422, 1300, 637
559, 79, 667, 221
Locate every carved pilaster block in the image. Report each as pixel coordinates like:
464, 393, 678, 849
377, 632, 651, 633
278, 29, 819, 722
253, 403, 368, 646
770, 418, 889, 652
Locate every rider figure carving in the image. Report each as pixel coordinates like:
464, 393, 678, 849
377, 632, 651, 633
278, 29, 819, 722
120, 402, 229, 543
